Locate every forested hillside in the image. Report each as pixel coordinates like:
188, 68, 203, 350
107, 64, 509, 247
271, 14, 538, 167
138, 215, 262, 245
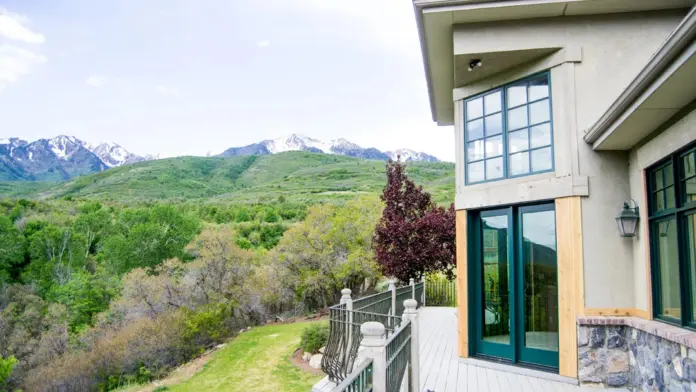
0, 154, 455, 391
1, 152, 454, 204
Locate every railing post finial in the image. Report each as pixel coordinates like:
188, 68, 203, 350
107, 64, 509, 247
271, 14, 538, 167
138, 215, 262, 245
340, 288, 352, 305
359, 322, 387, 392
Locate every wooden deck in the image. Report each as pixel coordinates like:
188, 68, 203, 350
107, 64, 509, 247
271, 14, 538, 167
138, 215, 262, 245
417, 307, 626, 392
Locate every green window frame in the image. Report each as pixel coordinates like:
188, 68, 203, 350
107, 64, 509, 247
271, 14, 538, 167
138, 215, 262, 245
648, 142, 696, 329
463, 72, 554, 185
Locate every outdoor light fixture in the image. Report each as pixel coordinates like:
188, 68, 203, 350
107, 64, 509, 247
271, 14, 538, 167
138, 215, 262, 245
468, 59, 483, 71
616, 199, 640, 238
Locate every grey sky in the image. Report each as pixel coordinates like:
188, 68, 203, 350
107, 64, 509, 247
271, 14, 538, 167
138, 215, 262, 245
0, 0, 454, 161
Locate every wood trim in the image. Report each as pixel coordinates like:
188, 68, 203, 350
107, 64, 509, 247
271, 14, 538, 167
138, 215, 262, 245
456, 209, 468, 358
583, 308, 650, 319
555, 197, 583, 379
641, 170, 654, 319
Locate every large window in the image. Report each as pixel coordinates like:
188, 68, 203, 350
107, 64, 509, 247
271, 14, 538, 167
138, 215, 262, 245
649, 144, 696, 328
464, 73, 554, 184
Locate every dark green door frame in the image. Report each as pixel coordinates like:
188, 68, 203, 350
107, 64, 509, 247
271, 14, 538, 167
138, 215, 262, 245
470, 203, 559, 370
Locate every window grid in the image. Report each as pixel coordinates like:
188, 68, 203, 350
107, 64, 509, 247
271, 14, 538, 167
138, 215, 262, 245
648, 144, 696, 330
464, 73, 554, 185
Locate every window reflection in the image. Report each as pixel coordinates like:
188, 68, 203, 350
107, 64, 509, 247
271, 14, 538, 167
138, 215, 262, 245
521, 210, 558, 352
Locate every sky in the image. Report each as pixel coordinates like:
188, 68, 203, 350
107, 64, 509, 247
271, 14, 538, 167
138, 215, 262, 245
0, 0, 455, 161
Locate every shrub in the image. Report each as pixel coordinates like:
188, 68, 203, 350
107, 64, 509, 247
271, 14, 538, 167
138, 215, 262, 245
0, 355, 18, 386
300, 323, 329, 354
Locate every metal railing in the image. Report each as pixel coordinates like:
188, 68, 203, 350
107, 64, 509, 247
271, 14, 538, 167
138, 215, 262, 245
414, 281, 424, 307
322, 280, 424, 383
425, 279, 457, 307
386, 321, 412, 392
331, 358, 373, 392
353, 289, 393, 314
322, 304, 402, 382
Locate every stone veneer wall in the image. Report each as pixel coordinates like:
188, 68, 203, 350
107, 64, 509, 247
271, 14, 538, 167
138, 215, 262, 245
578, 317, 696, 391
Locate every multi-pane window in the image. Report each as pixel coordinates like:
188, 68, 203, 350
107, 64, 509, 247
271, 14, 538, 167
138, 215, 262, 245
649, 144, 696, 328
464, 73, 554, 184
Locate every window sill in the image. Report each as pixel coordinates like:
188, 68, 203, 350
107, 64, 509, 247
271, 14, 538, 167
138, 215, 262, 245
578, 316, 696, 350
455, 173, 589, 210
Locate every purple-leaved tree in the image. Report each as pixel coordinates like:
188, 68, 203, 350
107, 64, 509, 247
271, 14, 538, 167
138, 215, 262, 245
374, 159, 456, 282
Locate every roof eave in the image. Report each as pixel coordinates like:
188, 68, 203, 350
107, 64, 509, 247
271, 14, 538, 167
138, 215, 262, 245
583, 6, 696, 145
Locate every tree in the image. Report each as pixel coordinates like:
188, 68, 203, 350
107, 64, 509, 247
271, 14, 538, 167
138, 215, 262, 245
0, 216, 26, 284
374, 159, 456, 282
272, 197, 382, 309
24, 225, 87, 293
73, 209, 112, 257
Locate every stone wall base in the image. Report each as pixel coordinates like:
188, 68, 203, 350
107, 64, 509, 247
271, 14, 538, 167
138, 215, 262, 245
578, 321, 696, 390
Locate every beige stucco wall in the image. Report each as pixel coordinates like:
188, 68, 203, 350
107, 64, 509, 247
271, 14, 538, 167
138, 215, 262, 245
629, 107, 696, 313
452, 10, 687, 310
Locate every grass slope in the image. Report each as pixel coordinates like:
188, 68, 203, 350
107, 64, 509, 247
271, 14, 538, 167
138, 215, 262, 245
11, 152, 454, 204
169, 321, 324, 392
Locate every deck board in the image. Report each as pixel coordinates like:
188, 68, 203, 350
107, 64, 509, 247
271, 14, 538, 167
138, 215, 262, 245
416, 307, 622, 392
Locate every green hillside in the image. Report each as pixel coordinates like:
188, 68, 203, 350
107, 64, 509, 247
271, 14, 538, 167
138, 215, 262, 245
4, 152, 455, 204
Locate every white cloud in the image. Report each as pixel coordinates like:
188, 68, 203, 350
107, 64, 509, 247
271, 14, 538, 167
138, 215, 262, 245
0, 45, 46, 91
155, 85, 180, 96
256, 40, 271, 48
86, 75, 108, 87
0, 8, 45, 44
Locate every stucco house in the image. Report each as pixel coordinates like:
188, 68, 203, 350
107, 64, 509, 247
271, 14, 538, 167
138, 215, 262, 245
412, 0, 696, 389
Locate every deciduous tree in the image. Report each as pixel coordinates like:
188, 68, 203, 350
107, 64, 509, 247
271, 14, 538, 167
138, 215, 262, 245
374, 159, 456, 282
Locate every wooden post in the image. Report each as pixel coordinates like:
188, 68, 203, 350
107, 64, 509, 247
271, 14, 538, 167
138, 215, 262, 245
402, 299, 420, 392
422, 276, 427, 307
410, 278, 415, 300
360, 321, 387, 392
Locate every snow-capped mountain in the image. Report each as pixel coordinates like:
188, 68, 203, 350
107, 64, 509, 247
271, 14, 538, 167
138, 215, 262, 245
88, 141, 147, 167
218, 134, 440, 162
385, 149, 439, 163
0, 135, 154, 181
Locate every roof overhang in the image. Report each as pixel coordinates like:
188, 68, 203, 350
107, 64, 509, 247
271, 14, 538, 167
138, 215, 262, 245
584, 6, 696, 150
413, 0, 696, 126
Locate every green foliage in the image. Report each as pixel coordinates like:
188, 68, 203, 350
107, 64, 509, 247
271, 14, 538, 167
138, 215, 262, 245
0, 355, 18, 386
101, 205, 200, 273
24, 225, 87, 294
0, 216, 25, 284
272, 197, 383, 309
153, 387, 170, 392
300, 323, 329, 354
46, 269, 120, 331
20, 152, 454, 205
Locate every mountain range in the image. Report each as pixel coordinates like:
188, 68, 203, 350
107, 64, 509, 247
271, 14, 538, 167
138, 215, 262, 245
217, 134, 440, 162
0, 134, 440, 182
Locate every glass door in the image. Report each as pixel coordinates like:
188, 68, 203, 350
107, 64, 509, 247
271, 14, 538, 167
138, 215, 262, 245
517, 204, 559, 368
474, 208, 513, 361
472, 203, 559, 370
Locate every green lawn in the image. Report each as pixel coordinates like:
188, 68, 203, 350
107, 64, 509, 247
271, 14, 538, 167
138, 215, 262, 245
169, 321, 325, 392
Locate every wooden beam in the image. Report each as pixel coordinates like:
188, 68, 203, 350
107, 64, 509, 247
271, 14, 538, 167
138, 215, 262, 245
456, 209, 469, 358
583, 308, 650, 319
555, 197, 583, 379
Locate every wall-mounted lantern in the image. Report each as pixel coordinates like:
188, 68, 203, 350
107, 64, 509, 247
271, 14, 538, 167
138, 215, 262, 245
616, 199, 640, 238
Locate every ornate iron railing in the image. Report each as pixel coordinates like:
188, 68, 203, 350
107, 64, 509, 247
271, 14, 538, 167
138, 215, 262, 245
322, 282, 423, 384
331, 358, 373, 392
322, 305, 401, 382
386, 321, 412, 392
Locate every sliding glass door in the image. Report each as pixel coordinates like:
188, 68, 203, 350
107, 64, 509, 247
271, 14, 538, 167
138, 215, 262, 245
472, 203, 559, 370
